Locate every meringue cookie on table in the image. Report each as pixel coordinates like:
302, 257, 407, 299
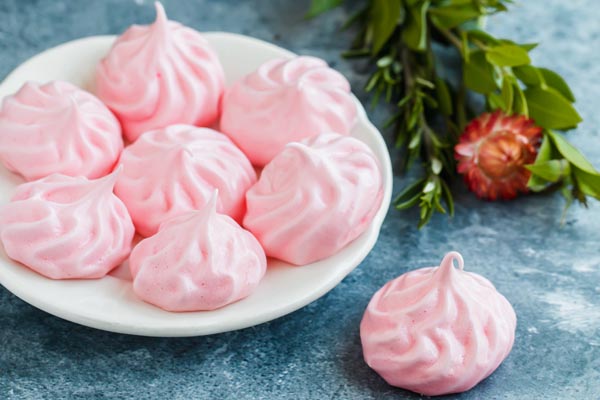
0, 81, 122, 181
220, 56, 357, 166
244, 133, 383, 265
115, 124, 256, 237
129, 193, 267, 312
95, 2, 225, 142
0, 170, 134, 280
360, 252, 517, 396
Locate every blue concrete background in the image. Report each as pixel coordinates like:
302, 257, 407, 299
0, 0, 599, 398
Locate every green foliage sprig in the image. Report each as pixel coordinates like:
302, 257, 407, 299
308, 0, 600, 227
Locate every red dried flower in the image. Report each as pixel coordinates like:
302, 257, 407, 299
455, 111, 543, 200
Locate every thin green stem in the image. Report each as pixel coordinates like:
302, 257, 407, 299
470, 37, 488, 51
437, 27, 462, 51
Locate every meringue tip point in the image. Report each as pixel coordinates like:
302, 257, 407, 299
153, 2, 168, 27
168, 144, 193, 159
437, 251, 465, 278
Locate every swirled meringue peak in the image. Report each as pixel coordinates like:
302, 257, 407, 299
244, 133, 383, 265
0, 81, 123, 181
0, 170, 135, 279
130, 193, 266, 312
95, 2, 225, 142
220, 56, 358, 166
115, 125, 256, 237
360, 252, 517, 396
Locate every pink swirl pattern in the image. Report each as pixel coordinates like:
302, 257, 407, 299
95, 2, 225, 142
130, 193, 266, 312
244, 133, 383, 265
115, 125, 256, 237
0, 171, 135, 279
360, 252, 517, 396
220, 56, 357, 166
0, 81, 122, 181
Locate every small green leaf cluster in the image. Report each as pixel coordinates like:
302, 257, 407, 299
308, 0, 598, 226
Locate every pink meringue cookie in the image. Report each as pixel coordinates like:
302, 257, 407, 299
0, 171, 134, 279
129, 193, 266, 312
95, 2, 225, 142
360, 252, 517, 396
115, 125, 256, 237
244, 133, 383, 265
0, 81, 122, 181
220, 56, 357, 166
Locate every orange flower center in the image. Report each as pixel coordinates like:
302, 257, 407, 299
478, 131, 525, 179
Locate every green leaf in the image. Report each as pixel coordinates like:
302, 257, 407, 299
429, 4, 480, 29
486, 44, 531, 67
501, 77, 514, 113
418, 207, 432, 227
440, 179, 454, 216
397, 94, 412, 108
547, 130, 596, 174
306, 0, 342, 18
560, 186, 575, 220
526, 135, 553, 190
376, 55, 393, 68
408, 130, 422, 149
370, 0, 402, 54
460, 30, 470, 62
574, 168, 600, 200
396, 193, 422, 210
514, 65, 575, 103
407, 107, 420, 130
394, 178, 426, 203
526, 159, 571, 182
463, 50, 498, 93
435, 77, 453, 116
538, 67, 576, 102
524, 87, 582, 129
513, 65, 543, 86
402, 1, 430, 51
382, 66, 395, 83
466, 29, 500, 45
422, 93, 439, 108
416, 77, 435, 88
487, 92, 505, 110
535, 134, 554, 163
365, 70, 381, 92
512, 82, 528, 116
520, 43, 539, 52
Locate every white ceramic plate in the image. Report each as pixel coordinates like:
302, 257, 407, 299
0, 33, 392, 337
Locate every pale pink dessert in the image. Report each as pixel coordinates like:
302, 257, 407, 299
95, 2, 225, 142
244, 133, 382, 265
130, 193, 266, 312
0, 171, 134, 279
0, 81, 122, 181
220, 56, 357, 166
115, 125, 256, 237
360, 252, 517, 396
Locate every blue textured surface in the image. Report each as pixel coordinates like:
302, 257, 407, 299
1, 1, 599, 399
